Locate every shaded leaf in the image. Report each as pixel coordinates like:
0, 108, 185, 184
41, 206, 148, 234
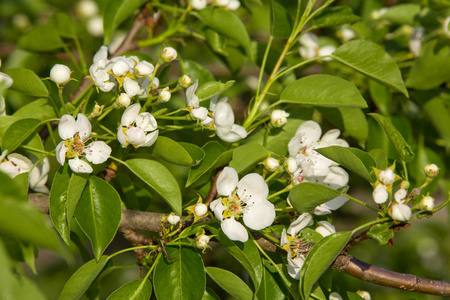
206, 267, 253, 300
196, 80, 235, 101
367, 224, 394, 245
229, 144, 268, 175
4, 68, 49, 98
107, 279, 152, 300
1, 118, 41, 153
289, 183, 341, 214
312, 6, 360, 28
18, 24, 65, 52
271, 0, 293, 38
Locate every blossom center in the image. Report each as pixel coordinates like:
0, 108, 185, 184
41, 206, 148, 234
65, 133, 89, 158
283, 234, 309, 259
222, 191, 246, 220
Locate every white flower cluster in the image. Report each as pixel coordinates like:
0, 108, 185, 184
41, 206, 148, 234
287, 121, 350, 215
281, 213, 336, 279
190, 0, 240, 11
186, 80, 247, 143
298, 32, 335, 61
0, 150, 50, 193
56, 114, 112, 173
210, 167, 276, 242
117, 103, 158, 148
89, 46, 159, 97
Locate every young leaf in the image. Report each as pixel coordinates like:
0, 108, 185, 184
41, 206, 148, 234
59, 256, 109, 300
48, 12, 77, 38
270, 0, 293, 39
49, 164, 72, 244
369, 149, 388, 170
181, 59, 215, 86
379, 4, 421, 25
124, 159, 182, 215
332, 40, 408, 97
369, 113, 414, 163
315, 146, 376, 183
106, 279, 152, 300
13, 98, 57, 121
153, 246, 206, 300
256, 266, 287, 300
17, 24, 65, 52
280, 75, 367, 108
206, 267, 253, 300
148, 136, 196, 166
347, 292, 365, 300
196, 80, 235, 100
103, 0, 146, 45
289, 183, 342, 214
300, 231, 352, 300
205, 29, 229, 56
1, 118, 41, 153
66, 172, 89, 229
74, 177, 121, 260
367, 224, 394, 246
229, 144, 268, 175
312, 6, 360, 28
4, 68, 49, 98
179, 142, 205, 165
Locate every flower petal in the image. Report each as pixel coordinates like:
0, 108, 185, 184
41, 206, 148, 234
75, 113, 92, 141
58, 114, 77, 140
221, 218, 248, 242
295, 120, 322, 146
236, 173, 268, 202
216, 167, 238, 196
213, 102, 234, 128
287, 254, 305, 280
186, 79, 199, 106
85, 141, 111, 164
215, 125, 246, 143
315, 221, 336, 237
117, 127, 127, 148
210, 198, 225, 221
141, 130, 159, 147
192, 107, 208, 121
68, 157, 93, 173
55, 141, 67, 166
243, 199, 275, 230
126, 127, 146, 146
121, 103, 140, 126
287, 213, 312, 236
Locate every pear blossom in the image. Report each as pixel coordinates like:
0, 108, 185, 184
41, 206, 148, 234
195, 203, 208, 217
0, 71, 13, 116
56, 113, 111, 173
89, 46, 115, 92
315, 221, 336, 237
186, 79, 210, 122
281, 213, 312, 279
329, 292, 343, 300
87, 16, 103, 37
338, 26, 356, 42
420, 196, 434, 211
167, 213, 180, 226
179, 75, 192, 88
373, 184, 389, 204
424, 164, 439, 177
213, 101, 248, 142
270, 110, 289, 127
135, 61, 154, 77
116, 93, 131, 108
29, 157, 50, 193
111, 58, 130, 77
76, 0, 99, 18
394, 188, 407, 203
196, 234, 210, 249
298, 32, 335, 61
123, 77, 142, 97
50, 64, 71, 85
444, 17, 450, 36
117, 103, 159, 148
210, 167, 276, 242
357, 290, 371, 300
390, 203, 411, 222
286, 157, 299, 174
378, 168, 396, 185
312, 166, 349, 215
190, 0, 207, 10
227, 0, 240, 10
409, 27, 424, 57
0, 151, 32, 178
158, 87, 171, 102
161, 47, 177, 62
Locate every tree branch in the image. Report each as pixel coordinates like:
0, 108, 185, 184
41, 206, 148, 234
28, 193, 450, 296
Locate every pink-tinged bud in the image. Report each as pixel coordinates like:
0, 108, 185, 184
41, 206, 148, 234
179, 75, 192, 88
424, 164, 439, 178
161, 47, 177, 62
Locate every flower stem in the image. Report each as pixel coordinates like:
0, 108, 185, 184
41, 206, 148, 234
109, 245, 158, 259
268, 185, 292, 200
343, 193, 379, 213
351, 217, 390, 235
256, 36, 273, 100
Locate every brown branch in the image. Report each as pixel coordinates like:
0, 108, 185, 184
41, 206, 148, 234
205, 169, 223, 204
28, 193, 450, 297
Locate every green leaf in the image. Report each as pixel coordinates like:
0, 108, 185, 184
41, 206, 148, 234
317, 107, 368, 147
423, 97, 450, 152
332, 40, 408, 97
67, 172, 89, 229
406, 40, 450, 90
379, 4, 421, 25
124, 159, 182, 214
347, 292, 364, 300
49, 164, 72, 244
206, 267, 253, 300
270, 0, 293, 39
0, 196, 61, 252
75, 177, 121, 260
179, 142, 205, 165
182, 59, 215, 86
315, 146, 376, 182
280, 75, 367, 108
48, 12, 77, 38
289, 183, 342, 214
300, 231, 352, 300
197, 8, 251, 55
59, 256, 109, 300
1, 118, 41, 153
107, 279, 152, 300
149, 136, 196, 166
186, 142, 232, 187
217, 232, 263, 290
369, 149, 388, 170
154, 246, 206, 300
17, 24, 65, 52
229, 144, 268, 175
13, 98, 57, 121
4, 68, 49, 97
256, 266, 287, 300
103, 0, 146, 45
312, 6, 360, 28
367, 223, 394, 245
369, 113, 414, 163
196, 80, 235, 101
369, 80, 391, 115
0, 170, 28, 200
205, 29, 229, 56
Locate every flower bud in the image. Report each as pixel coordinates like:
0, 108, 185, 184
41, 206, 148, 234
227, 0, 240, 10
158, 87, 171, 103
167, 213, 180, 225
216, 0, 230, 7
50, 64, 71, 85
161, 47, 177, 62
190, 0, 207, 10
89, 102, 103, 118
329, 292, 342, 300
419, 196, 434, 211
76, 0, 99, 18
378, 168, 396, 185
135, 61, 154, 77
179, 75, 192, 88
264, 157, 279, 172
424, 164, 439, 178
400, 180, 410, 190
394, 188, 407, 203
112, 59, 130, 77
270, 110, 289, 127
285, 157, 298, 174
315, 221, 336, 237
194, 203, 208, 218
372, 184, 389, 204
390, 203, 411, 222
196, 234, 210, 249
116, 93, 131, 108
356, 290, 371, 300
87, 16, 103, 37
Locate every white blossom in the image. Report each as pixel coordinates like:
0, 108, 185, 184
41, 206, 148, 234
420, 196, 434, 211
270, 110, 289, 127
424, 164, 439, 177
210, 167, 275, 242
190, 0, 207, 10
329, 292, 343, 300
0, 151, 32, 178
135, 61, 154, 77
213, 100, 247, 143
76, 0, 99, 18
111, 58, 130, 77
196, 235, 210, 248
378, 168, 395, 185
315, 221, 336, 237
167, 213, 180, 225
116, 93, 131, 108
117, 103, 158, 148
194, 203, 208, 217
123, 77, 142, 97
409, 27, 424, 57
373, 184, 389, 204
159, 87, 171, 102
298, 32, 335, 61
356, 290, 371, 300
87, 16, 103, 37
286, 157, 299, 174
161, 47, 177, 62
29, 157, 50, 193
394, 188, 407, 203
179, 75, 192, 88
391, 203, 411, 222
50, 64, 71, 85
227, 0, 240, 10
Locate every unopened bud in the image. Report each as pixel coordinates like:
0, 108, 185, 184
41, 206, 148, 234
112, 59, 130, 77
285, 157, 298, 174
194, 203, 208, 218
76, 0, 99, 18
89, 102, 103, 117
158, 87, 171, 103
167, 213, 180, 225
116, 93, 131, 108
329, 292, 342, 300
264, 157, 279, 172
356, 290, 371, 300
400, 180, 410, 190
424, 164, 439, 178
372, 184, 389, 204
135, 61, 154, 77
390, 203, 411, 222
179, 75, 192, 88
270, 110, 289, 127
50, 64, 71, 85
378, 168, 396, 185
190, 0, 207, 10
161, 47, 177, 62
196, 234, 210, 249
227, 0, 240, 10
394, 188, 407, 203
419, 196, 434, 211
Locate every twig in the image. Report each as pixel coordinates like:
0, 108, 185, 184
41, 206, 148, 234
205, 169, 223, 204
